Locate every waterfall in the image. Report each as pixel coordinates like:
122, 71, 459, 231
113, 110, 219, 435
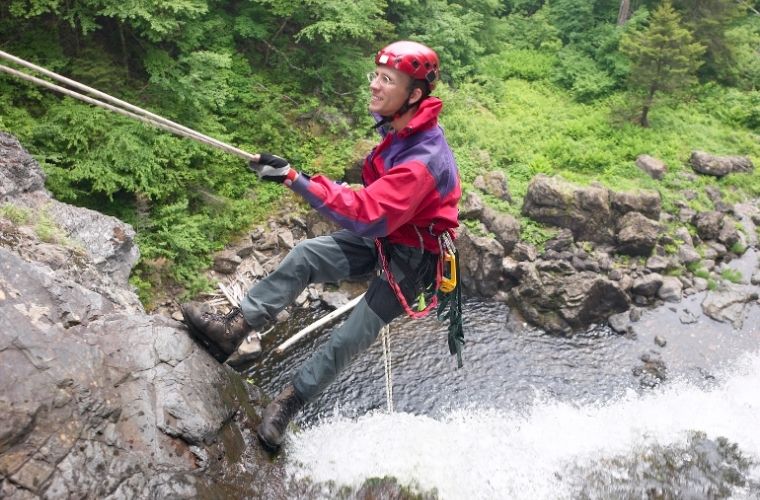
287, 350, 760, 499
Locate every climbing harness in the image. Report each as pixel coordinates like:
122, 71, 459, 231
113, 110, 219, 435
375, 229, 465, 368
380, 324, 393, 413
0, 50, 256, 162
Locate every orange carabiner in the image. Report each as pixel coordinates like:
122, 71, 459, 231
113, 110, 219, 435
439, 252, 457, 293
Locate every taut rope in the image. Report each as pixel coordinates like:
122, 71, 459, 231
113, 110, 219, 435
0, 50, 256, 161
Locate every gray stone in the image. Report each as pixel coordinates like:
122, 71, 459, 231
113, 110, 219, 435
654, 335, 667, 347
277, 229, 295, 249
690, 151, 754, 177
213, 250, 242, 274
522, 175, 614, 244
674, 227, 693, 247
632, 273, 664, 297
657, 276, 683, 302
610, 190, 661, 221
0, 132, 47, 201
645, 255, 671, 273
693, 211, 724, 241
608, 311, 632, 334
481, 206, 520, 253
512, 242, 537, 262
677, 245, 701, 265
616, 212, 660, 256
474, 170, 512, 202
460, 191, 485, 219
635, 155, 667, 180
456, 226, 505, 297
693, 277, 709, 291
718, 218, 740, 248
702, 286, 759, 329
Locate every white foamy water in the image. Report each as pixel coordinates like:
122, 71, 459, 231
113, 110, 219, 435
287, 351, 760, 499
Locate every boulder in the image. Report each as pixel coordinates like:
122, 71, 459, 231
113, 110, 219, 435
213, 250, 242, 274
522, 175, 614, 244
635, 155, 667, 180
690, 151, 754, 177
510, 267, 629, 335
456, 226, 504, 297
702, 285, 759, 329
693, 211, 724, 241
480, 206, 520, 254
473, 170, 512, 202
0, 132, 47, 201
460, 190, 485, 219
610, 190, 661, 221
632, 273, 664, 297
616, 212, 660, 256
657, 276, 683, 302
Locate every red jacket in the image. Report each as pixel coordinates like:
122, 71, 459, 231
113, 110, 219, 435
289, 97, 461, 254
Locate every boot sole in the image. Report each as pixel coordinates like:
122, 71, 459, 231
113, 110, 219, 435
225, 335, 262, 372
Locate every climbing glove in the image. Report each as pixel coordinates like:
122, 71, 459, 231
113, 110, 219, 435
248, 153, 295, 183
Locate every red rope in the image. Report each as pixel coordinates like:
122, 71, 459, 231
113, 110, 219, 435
374, 239, 442, 319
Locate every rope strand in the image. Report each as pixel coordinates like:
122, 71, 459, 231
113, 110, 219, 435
0, 51, 256, 161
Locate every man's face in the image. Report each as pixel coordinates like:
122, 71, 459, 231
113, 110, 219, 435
368, 66, 412, 116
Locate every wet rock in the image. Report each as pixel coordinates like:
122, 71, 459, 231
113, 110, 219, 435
633, 351, 667, 387
679, 308, 700, 324
702, 285, 759, 329
690, 151, 754, 177
657, 276, 683, 302
635, 154, 667, 180
511, 271, 629, 335
632, 273, 664, 297
608, 311, 632, 334
654, 335, 667, 347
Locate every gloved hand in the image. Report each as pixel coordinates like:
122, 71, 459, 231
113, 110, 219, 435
248, 153, 294, 183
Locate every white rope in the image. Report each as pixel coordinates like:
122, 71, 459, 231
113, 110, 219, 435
380, 324, 394, 413
0, 51, 256, 161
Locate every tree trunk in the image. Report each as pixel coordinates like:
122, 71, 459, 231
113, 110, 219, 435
640, 84, 656, 127
617, 0, 631, 25
118, 22, 130, 79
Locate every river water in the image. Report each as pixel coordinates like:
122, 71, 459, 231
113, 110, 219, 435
245, 283, 760, 499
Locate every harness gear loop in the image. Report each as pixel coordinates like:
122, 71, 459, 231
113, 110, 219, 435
375, 229, 465, 368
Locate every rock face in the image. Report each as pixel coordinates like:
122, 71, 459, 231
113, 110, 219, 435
522, 175, 661, 245
0, 133, 269, 499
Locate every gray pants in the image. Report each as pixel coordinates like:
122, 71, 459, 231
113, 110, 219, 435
240, 230, 436, 402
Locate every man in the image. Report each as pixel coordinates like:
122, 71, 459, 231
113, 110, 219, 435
182, 40, 461, 451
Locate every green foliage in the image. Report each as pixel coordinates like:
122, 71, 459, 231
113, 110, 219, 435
477, 49, 557, 81
730, 241, 747, 255
720, 268, 743, 284
0, 203, 32, 225
620, 1, 706, 126
553, 48, 617, 101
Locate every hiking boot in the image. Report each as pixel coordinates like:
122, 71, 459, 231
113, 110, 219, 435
257, 383, 305, 451
181, 302, 258, 361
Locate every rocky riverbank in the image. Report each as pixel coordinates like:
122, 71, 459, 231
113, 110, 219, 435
1, 130, 758, 498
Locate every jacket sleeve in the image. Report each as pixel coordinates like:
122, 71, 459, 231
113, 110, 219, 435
289, 160, 435, 238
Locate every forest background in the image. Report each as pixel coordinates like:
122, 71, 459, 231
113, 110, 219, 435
1, 0, 758, 308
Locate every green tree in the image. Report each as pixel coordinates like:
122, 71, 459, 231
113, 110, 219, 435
671, 0, 744, 82
620, 1, 705, 126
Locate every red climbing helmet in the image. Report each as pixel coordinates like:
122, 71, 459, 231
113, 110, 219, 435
375, 41, 440, 90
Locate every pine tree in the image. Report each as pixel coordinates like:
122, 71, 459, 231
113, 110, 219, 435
620, 1, 705, 126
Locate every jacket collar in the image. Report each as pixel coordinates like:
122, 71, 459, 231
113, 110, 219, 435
397, 97, 442, 138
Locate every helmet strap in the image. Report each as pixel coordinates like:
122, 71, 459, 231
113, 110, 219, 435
372, 87, 420, 131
